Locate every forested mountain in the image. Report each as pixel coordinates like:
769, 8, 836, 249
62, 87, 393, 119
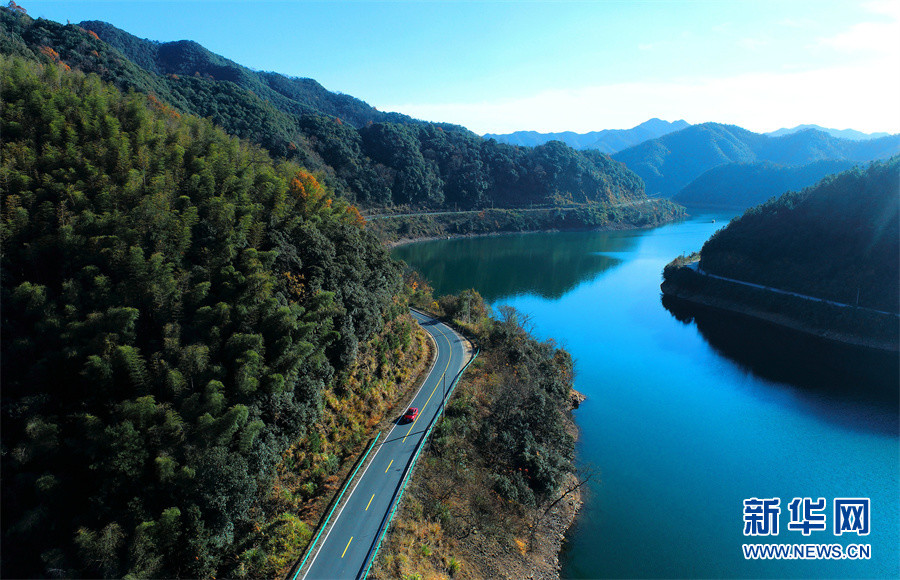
484, 118, 690, 153
0, 9, 649, 211
673, 159, 858, 209
766, 124, 890, 141
612, 123, 900, 197
77, 20, 417, 129
0, 54, 403, 578
697, 157, 899, 313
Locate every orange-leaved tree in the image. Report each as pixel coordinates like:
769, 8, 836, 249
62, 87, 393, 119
344, 205, 366, 228
289, 169, 334, 218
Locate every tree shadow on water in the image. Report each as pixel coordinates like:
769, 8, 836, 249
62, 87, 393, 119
661, 295, 899, 436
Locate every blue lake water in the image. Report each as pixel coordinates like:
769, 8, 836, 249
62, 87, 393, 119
393, 212, 900, 579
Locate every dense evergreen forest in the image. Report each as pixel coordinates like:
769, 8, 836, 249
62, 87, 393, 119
662, 158, 899, 348
612, 122, 900, 197
0, 8, 649, 211
0, 54, 406, 577
697, 157, 899, 314
673, 159, 858, 209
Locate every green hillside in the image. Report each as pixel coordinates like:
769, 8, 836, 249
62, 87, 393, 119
661, 158, 899, 348
78, 19, 417, 128
698, 157, 899, 313
0, 54, 402, 578
1, 9, 653, 213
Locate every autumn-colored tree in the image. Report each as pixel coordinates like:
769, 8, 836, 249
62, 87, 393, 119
39, 46, 60, 61
289, 170, 332, 213
77, 27, 101, 40
146, 93, 181, 119
344, 205, 366, 228
282, 271, 306, 302
38, 46, 70, 70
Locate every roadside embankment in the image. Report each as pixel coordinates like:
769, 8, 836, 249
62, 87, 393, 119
367, 200, 685, 245
661, 259, 899, 352
252, 311, 435, 578
369, 290, 588, 580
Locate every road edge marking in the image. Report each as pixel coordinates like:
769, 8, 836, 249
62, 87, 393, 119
300, 311, 445, 579
360, 320, 479, 579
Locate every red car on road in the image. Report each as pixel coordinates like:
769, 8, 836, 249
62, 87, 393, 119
402, 407, 419, 423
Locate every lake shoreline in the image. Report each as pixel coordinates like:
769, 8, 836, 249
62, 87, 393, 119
446, 392, 586, 580
368, 199, 687, 247
394, 217, 899, 579
660, 277, 899, 353
369, 295, 587, 579
382, 218, 686, 249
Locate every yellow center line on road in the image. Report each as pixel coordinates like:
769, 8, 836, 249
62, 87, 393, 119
403, 375, 441, 441
402, 326, 454, 442
366, 494, 375, 511
341, 537, 353, 558
385, 459, 393, 473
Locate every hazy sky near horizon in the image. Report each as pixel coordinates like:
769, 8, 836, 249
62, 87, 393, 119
25, 0, 900, 135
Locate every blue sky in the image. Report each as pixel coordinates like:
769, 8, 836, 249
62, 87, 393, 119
24, 1, 900, 134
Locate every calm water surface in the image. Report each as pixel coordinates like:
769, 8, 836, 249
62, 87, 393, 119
392, 213, 899, 579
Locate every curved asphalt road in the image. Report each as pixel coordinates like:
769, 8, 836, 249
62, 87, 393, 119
302, 310, 469, 580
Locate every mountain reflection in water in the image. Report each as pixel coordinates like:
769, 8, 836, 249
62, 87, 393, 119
392, 231, 639, 302
662, 294, 899, 436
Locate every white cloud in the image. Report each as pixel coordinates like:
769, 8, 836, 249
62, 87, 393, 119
777, 17, 817, 29
381, 61, 900, 135
818, 0, 900, 55
864, 0, 900, 18
820, 20, 900, 54
737, 37, 770, 51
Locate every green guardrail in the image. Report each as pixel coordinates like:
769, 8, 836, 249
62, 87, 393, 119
360, 345, 480, 579
290, 431, 382, 580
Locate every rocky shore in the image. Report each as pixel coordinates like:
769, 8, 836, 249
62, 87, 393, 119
456, 389, 586, 580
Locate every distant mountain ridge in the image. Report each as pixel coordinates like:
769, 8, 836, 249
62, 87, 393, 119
766, 124, 891, 141
611, 123, 900, 197
484, 118, 690, 153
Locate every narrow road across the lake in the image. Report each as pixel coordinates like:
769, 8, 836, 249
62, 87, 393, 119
300, 310, 471, 580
